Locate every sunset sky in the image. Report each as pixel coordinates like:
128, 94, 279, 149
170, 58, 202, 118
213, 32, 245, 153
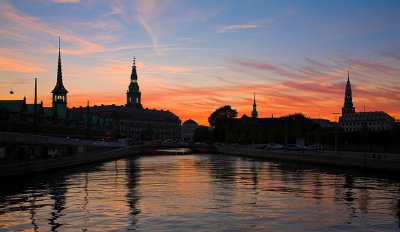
1, 0, 399, 125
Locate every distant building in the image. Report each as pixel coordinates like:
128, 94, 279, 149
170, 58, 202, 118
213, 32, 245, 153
71, 58, 181, 140
339, 71, 395, 132
51, 37, 69, 121
181, 119, 199, 141
312, 118, 334, 128
126, 57, 143, 109
251, 93, 258, 119
1, 39, 181, 140
0, 38, 72, 129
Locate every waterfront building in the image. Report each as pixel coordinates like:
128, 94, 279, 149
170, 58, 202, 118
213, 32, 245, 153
339, 71, 395, 132
0, 98, 28, 122
71, 58, 181, 140
0, 38, 71, 129
181, 119, 199, 141
1, 39, 181, 140
312, 118, 334, 128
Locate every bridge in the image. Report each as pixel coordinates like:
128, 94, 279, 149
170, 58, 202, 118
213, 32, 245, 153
0, 132, 214, 162
141, 144, 215, 154
0, 132, 125, 161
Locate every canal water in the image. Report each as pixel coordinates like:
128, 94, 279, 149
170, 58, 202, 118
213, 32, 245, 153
0, 154, 399, 231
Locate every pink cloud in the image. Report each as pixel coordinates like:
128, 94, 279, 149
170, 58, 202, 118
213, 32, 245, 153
53, 0, 80, 3
218, 24, 261, 33
0, 57, 47, 73
229, 58, 305, 79
0, 2, 103, 56
377, 48, 400, 62
334, 55, 400, 75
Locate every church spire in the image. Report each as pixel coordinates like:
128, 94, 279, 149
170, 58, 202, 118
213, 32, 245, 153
126, 57, 142, 108
251, 93, 258, 118
52, 36, 68, 109
57, 36, 63, 86
342, 69, 355, 115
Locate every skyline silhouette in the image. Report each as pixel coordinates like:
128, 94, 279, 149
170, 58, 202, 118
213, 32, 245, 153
1, 0, 399, 125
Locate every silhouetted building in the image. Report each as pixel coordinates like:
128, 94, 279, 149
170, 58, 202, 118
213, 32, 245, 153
1, 40, 180, 140
342, 71, 355, 116
126, 57, 142, 108
51, 37, 68, 118
0, 38, 70, 126
251, 93, 258, 119
71, 58, 181, 140
71, 104, 181, 140
0, 98, 28, 122
339, 71, 394, 132
312, 118, 334, 128
181, 119, 198, 141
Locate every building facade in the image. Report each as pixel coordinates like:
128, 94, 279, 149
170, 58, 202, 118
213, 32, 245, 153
71, 58, 181, 140
1, 39, 181, 140
181, 119, 199, 141
1, 38, 72, 131
339, 71, 395, 132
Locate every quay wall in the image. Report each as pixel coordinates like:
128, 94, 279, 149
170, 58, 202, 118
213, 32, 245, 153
0, 146, 140, 178
216, 146, 400, 173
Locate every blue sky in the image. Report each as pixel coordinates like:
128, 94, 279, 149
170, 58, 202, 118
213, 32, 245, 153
1, 0, 399, 124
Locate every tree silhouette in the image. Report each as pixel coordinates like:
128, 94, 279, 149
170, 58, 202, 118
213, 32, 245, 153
208, 105, 237, 127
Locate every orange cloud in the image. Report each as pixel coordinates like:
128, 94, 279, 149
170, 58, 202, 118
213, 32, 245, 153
0, 57, 47, 73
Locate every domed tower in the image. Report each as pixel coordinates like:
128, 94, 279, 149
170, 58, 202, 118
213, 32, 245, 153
126, 57, 143, 108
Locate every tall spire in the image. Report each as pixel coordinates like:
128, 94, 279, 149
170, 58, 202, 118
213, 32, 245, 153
53, 36, 67, 93
57, 36, 62, 85
251, 93, 258, 118
52, 36, 68, 109
342, 69, 355, 115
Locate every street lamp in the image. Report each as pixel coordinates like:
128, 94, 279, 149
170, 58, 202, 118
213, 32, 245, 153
332, 112, 339, 151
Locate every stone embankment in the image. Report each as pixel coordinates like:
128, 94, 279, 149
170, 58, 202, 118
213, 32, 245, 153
0, 146, 140, 178
217, 146, 400, 173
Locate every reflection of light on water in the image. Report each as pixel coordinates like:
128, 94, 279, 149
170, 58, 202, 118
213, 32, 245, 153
157, 148, 192, 154
1, 155, 400, 231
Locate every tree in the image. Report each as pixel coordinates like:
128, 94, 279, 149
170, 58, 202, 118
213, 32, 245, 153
193, 126, 209, 143
208, 105, 238, 127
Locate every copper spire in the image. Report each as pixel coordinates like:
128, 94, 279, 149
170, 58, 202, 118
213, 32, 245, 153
52, 36, 68, 94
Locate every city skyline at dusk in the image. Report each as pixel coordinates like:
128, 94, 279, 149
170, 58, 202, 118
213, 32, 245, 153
1, 0, 399, 125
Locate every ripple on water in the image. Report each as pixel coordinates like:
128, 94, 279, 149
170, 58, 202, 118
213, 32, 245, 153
0, 154, 399, 231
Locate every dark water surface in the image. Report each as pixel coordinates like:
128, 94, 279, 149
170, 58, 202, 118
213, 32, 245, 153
1, 154, 399, 231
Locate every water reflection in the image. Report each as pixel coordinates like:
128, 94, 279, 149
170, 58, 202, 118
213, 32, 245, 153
0, 154, 399, 231
48, 176, 66, 231
125, 158, 140, 228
